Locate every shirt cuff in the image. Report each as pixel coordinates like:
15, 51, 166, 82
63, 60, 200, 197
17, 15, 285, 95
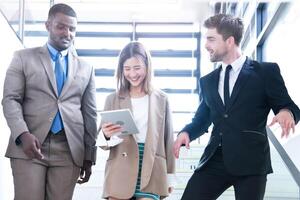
96, 129, 123, 148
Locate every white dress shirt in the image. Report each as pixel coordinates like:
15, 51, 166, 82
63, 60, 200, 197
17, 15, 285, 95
218, 55, 247, 104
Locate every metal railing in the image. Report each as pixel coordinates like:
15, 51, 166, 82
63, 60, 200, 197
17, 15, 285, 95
267, 126, 300, 188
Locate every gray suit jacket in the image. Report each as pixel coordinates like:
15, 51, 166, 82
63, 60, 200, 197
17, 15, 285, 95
2, 45, 98, 166
101, 90, 175, 199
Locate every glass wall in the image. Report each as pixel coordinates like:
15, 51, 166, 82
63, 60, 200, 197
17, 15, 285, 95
263, 1, 300, 174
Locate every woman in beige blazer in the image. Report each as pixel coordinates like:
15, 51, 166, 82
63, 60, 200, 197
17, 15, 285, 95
99, 41, 175, 200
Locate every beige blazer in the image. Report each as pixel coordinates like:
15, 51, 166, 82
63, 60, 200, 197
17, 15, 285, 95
101, 90, 175, 199
2, 45, 98, 166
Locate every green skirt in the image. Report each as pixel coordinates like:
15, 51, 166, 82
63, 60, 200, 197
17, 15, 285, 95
133, 143, 160, 200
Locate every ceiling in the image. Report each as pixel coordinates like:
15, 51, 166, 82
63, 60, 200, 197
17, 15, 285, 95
0, 0, 214, 23
66, 0, 213, 23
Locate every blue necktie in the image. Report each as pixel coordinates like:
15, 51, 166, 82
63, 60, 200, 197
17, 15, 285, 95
50, 52, 65, 134
224, 65, 232, 110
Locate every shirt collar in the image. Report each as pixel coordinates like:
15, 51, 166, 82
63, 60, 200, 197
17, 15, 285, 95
47, 43, 68, 60
221, 55, 246, 72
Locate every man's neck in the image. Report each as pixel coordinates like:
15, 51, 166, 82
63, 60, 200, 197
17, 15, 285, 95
222, 47, 242, 65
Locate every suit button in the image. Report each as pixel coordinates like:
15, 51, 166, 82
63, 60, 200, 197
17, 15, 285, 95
219, 132, 223, 136
122, 152, 127, 157
49, 117, 53, 122
224, 114, 228, 118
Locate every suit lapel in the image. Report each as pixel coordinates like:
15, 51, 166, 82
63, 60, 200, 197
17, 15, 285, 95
144, 92, 160, 155
39, 45, 78, 98
209, 66, 225, 113
141, 91, 161, 186
119, 92, 132, 110
60, 47, 77, 97
39, 45, 57, 96
227, 57, 254, 110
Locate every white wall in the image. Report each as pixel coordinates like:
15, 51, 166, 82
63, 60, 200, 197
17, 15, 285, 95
0, 12, 23, 199
263, 1, 300, 172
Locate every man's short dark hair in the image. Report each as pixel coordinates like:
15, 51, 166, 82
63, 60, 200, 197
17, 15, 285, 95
48, 3, 77, 20
204, 14, 244, 46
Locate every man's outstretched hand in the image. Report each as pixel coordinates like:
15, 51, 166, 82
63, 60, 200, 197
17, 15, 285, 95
173, 132, 190, 159
269, 109, 295, 138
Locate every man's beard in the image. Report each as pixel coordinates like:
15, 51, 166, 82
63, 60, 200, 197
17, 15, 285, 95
210, 51, 226, 62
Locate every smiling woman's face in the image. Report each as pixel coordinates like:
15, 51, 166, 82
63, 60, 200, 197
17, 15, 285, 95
123, 56, 147, 91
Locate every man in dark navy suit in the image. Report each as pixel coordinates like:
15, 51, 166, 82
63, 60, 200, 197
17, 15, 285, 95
173, 14, 300, 200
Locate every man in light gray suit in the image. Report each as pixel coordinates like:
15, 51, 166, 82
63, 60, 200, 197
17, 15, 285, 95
2, 3, 98, 200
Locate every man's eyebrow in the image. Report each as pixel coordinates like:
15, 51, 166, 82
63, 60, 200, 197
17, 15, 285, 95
206, 36, 215, 39
56, 21, 76, 28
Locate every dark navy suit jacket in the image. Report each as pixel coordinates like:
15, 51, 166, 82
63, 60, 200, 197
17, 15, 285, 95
181, 57, 300, 176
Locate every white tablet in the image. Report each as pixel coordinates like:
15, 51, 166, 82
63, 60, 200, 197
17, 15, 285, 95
99, 109, 139, 135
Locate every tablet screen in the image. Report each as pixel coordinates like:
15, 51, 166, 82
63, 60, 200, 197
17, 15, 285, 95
99, 109, 139, 135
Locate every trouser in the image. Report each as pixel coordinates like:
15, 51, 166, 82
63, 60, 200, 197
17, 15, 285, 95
11, 130, 81, 200
181, 147, 267, 200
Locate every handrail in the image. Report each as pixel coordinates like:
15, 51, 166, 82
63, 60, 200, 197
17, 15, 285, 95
18, 0, 25, 43
0, 9, 23, 44
266, 126, 300, 187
